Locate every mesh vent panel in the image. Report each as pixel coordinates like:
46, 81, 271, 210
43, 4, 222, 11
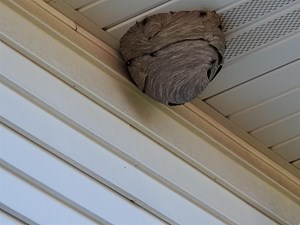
224, 8, 300, 61
220, 0, 297, 32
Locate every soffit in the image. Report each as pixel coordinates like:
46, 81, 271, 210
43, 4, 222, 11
46, 0, 300, 172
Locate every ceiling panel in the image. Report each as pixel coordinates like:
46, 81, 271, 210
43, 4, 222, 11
46, 0, 300, 172
106, 0, 238, 39
251, 112, 300, 147
206, 59, 300, 116
229, 86, 300, 132
293, 160, 300, 169
62, 0, 95, 9
273, 137, 300, 162
200, 33, 300, 99
78, 0, 171, 28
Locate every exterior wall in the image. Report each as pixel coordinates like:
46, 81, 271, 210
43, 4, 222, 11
1, 1, 300, 224
1, 41, 224, 224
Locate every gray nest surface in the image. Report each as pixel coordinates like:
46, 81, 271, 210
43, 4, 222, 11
120, 10, 225, 105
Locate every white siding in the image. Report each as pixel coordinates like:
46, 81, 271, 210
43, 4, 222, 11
0, 210, 25, 225
0, 123, 164, 225
1, 40, 277, 225
0, 43, 223, 224
1, 167, 99, 225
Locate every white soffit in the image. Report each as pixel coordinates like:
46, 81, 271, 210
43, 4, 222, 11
47, 0, 300, 172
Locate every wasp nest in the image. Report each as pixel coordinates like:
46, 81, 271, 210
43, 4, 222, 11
120, 10, 225, 105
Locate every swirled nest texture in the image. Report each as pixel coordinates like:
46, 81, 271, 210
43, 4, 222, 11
120, 10, 225, 105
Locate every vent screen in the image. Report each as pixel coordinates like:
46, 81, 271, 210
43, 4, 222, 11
220, 0, 297, 32
224, 8, 300, 61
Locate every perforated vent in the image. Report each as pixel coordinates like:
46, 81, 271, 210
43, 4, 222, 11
220, 0, 297, 32
224, 8, 300, 61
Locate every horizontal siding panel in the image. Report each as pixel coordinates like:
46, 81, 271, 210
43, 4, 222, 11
0, 210, 25, 225
0, 167, 97, 225
251, 112, 300, 147
79, 0, 170, 28
0, 41, 281, 225
0, 124, 164, 225
229, 87, 300, 132
106, 0, 237, 39
272, 136, 300, 162
0, 81, 224, 225
205, 59, 300, 116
